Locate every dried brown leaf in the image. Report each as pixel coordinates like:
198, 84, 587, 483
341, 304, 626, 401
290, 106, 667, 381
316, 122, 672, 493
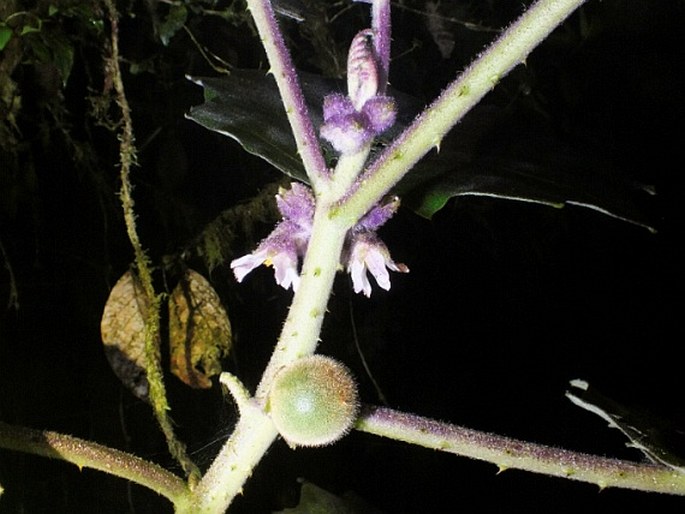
100, 271, 151, 401
168, 269, 231, 389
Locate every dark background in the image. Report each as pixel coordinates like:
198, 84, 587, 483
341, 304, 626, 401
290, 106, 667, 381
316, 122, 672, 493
1, 0, 684, 512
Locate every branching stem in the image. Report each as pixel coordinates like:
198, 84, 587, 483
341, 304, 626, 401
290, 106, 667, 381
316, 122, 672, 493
7, 2, 673, 513
356, 405, 685, 495
337, 0, 588, 225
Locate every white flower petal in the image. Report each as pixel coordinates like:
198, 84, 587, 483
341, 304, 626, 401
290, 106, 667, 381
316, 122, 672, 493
365, 248, 391, 290
350, 258, 372, 297
271, 251, 300, 291
230, 252, 267, 282
345, 231, 408, 297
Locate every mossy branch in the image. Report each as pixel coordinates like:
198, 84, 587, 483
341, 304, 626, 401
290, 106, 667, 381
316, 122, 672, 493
103, 0, 200, 486
355, 405, 685, 495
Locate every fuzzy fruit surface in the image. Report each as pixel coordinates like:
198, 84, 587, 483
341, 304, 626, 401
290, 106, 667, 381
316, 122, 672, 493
268, 355, 359, 448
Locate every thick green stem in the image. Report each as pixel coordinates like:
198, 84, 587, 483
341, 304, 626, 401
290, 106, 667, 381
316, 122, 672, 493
187, 399, 279, 513
328, 145, 372, 199
356, 406, 685, 495
189, 202, 349, 512
255, 201, 350, 402
0, 422, 190, 507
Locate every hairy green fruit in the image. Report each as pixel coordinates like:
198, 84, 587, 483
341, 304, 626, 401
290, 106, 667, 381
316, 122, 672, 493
267, 355, 360, 448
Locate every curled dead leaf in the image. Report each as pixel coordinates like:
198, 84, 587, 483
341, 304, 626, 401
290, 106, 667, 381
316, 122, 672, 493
100, 271, 151, 401
168, 269, 231, 389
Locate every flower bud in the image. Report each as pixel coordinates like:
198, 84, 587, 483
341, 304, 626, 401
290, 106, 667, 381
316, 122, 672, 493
362, 95, 396, 133
267, 355, 360, 448
319, 111, 372, 155
347, 29, 379, 110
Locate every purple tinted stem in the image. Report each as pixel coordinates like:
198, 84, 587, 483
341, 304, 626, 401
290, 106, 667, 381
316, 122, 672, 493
337, 0, 587, 226
356, 405, 685, 495
246, 0, 329, 188
371, 0, 391, 89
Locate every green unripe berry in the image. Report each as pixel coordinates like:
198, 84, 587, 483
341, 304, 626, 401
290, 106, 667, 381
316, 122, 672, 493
267, 355, 360, 448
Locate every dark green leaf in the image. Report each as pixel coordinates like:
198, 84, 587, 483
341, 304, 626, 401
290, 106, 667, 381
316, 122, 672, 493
189, 71, 306, 182
398, 106, 656, 231
0, 25, 12, 51
159, 4, 187, 46
45, 30, 74, 87
187, 70, 654, 230
567, 379, 685, 473
24, 29, 74, 87
273, 479, 380, 514
19, 19, 42, 36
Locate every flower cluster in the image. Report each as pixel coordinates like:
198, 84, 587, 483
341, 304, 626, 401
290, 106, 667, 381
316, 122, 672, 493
343, 198, 409, 296
231, 182, 313, 291
320, 29, 396, 155
232, 2, 404, 296
230, 183, 408, 297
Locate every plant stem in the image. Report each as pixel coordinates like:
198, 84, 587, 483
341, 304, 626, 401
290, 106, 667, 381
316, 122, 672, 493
246, 0, 329, 190
371, 0, 391, 90
337, 0, 587, 225
356, 406, 685, 495
255, 200, 351, 401
187, 399, 279, 513
329, 145, 372, 199
190, 199, 349, 511
194, 0, 592, 509
0, 422, 190, 507
104, 0, 200, 485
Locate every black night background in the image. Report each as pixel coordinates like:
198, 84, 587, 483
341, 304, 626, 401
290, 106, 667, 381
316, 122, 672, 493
1, 1, 684, 512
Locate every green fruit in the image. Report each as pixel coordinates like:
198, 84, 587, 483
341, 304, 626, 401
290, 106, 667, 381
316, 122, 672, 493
267, 355, 360, 448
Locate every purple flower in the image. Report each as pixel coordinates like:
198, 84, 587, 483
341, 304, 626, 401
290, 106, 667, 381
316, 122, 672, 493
356, 195, 400, 231
362, 95, 395, 133
322, 94, 356, 122
230, 184, 315, 292
347, 29, 380, 110
320, 29, 396, 155
230, 222, 302, 290
275, 182, 315, 223
231, 184, 408, 296
320, 109, 373, 155
345, 232, 409, 297
344, 197, 408, 297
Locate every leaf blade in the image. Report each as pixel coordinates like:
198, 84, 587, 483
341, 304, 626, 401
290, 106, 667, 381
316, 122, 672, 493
187, 70, 654, 230
100, 271, 151, 401
168, 269, 232, 389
